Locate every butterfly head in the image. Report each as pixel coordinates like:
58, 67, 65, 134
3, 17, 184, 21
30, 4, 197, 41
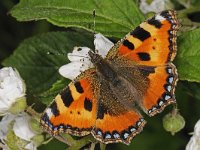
88, 50, 103, 65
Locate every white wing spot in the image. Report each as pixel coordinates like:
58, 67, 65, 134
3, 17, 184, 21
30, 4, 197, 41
130, 128, 136, 132
124, 133, 129, 139
165, 95, 171, 100
137, 121, 142, 126
152, 107, 156, 111
105, 133, 111, 139
113, 133, 120, 139
159, 100, 164, 106
168, 68, 172, 74
167, 85, 172, 92
46, 108, 53, 118
155, 15, 165, 21
168, 77, 174, 83
97, 131, 102, 136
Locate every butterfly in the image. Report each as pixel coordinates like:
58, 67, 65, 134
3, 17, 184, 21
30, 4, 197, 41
40, 10, 180, 145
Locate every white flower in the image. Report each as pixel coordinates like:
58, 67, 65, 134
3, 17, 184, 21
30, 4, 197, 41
94, 33, 114, 57
25, 142, 37, 150
186, 120, 200, 150
0, 113, 37, 150
139, 0, 173, 14
0, 67, 26, 115
59, 33, 114, 80
0, 114, 15, 143
13, 113, 36, 141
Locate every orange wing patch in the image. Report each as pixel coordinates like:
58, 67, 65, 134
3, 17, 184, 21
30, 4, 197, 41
108, 10, 180, 66
139, 64, 178, 116
92, 109, 146, 145
40, 70, 98, 136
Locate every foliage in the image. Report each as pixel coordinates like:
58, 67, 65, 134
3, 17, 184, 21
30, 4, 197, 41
1, 0, 200, 149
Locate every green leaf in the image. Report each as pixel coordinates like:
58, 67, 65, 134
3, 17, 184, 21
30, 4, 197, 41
10, 0, 145, 38
181, 81, 200, 101
191, 0, 200, 5
175, 28, 200, 82
40, 79, 69, 105
2, 31, 94, 104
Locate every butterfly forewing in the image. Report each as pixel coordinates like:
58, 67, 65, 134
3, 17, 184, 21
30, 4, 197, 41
41, 69, 99, 136
107, 10, 180, 66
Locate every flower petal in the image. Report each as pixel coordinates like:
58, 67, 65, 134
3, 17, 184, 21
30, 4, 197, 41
25, 142, 37, 150
0, 114, 15, 142
186, 120, 200, 150
186, 136, 200, 150
13, 113, 35, 141
139, 0, 170, 14
59, 33, 113, 80
68, 47, 91, 62
0, 67, 26, 115
59, 61, 92, 80
94, 33, 114, 58
194, 120, 200, 137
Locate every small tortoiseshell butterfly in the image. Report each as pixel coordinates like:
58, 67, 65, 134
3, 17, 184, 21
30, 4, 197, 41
41, 10, 180, 145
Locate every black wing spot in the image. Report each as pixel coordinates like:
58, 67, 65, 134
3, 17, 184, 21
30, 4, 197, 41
97, 102, 107, 120
123, 39, 135, 50
61, 87, 74, 107
130, 26, 151, 41
84, 98, 92, 112
137, 52, 151, 61
74, 81, 84, 93
148, 16, 162, 28
41, 113, 49, 122
160, 10, 169, 18
50, 102, 60, 117
138, 66, 155, 76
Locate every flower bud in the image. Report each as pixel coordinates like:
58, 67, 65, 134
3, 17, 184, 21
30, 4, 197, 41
9, 97, 27, 115
163, 111, 185, 135
5, 127, 28, 150
29, 118, 43, 134
31, 134, 45, 147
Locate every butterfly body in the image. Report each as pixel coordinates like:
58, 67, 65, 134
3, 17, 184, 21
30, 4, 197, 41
89, 51, 146, 110
41, 10, 180, 145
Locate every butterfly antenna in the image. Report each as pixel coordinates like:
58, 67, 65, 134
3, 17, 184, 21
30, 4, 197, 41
93, 9, 98, 54
47, 51, 68, 56
93, 9, 96, 37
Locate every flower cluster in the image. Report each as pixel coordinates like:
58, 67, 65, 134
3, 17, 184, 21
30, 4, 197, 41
0, 67, 42, 150
139, 0, 173, 14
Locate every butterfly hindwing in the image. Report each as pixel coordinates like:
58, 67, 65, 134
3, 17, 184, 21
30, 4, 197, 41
92, 81, 146, 145
40, 69, 98, 136
138, 64, 178, 116
92, 109, 145, 145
